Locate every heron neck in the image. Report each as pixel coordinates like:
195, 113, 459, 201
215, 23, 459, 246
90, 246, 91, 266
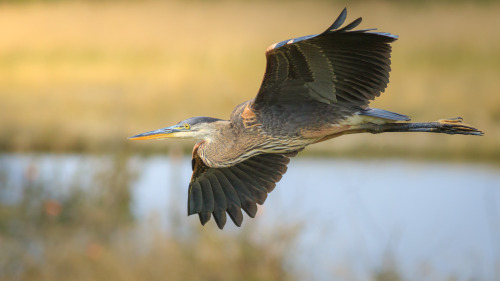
197, 121, 246, 168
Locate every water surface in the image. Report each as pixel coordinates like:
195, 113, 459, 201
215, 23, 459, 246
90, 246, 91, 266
2, 154, 499, 280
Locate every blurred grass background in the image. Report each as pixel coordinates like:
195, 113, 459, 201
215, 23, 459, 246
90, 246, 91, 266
0, 154, 299, 281
0, 1, 499, 280
0, 0, 498, 161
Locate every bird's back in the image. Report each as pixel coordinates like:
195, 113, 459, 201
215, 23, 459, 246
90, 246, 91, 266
230, 99, 354, 154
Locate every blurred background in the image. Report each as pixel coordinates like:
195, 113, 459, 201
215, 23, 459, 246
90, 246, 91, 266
0, 0, 499, 280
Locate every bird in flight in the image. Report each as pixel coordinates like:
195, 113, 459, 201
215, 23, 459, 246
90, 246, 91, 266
129, 8, 482, 229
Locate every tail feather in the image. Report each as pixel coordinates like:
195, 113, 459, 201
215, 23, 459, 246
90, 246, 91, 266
360, 108, 411, 121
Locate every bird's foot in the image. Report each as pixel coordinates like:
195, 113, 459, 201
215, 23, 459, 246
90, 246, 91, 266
436, 117, 484, 136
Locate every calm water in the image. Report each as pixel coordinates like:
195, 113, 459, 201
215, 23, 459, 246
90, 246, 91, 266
2, 154, 500, 280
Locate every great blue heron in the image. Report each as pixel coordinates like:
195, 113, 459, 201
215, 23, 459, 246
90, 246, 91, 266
129, 8, 482, 229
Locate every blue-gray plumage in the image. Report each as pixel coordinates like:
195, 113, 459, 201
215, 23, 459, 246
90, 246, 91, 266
129, 8, 483, 229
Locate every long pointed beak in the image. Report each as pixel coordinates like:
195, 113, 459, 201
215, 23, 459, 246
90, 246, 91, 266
128, 126, 180, 140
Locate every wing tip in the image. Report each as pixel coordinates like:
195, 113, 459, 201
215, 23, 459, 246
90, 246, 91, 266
265, 8, 397, 55
227, 204, 244, 227
322, 8, 398, 40
213, 209, 227, 229
198, 212, 212, 226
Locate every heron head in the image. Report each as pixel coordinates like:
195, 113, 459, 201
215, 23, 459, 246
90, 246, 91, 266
128, 117, 222, 141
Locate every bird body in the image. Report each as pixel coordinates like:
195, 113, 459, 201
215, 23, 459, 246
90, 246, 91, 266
130, 8, 482, 229
197, 99, 408, 168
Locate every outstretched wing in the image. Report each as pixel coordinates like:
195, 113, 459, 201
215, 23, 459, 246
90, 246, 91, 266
188, 149, 298, 229
254, 8, 397, 111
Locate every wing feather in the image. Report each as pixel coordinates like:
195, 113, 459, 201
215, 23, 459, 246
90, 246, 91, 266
188, 182, 203, 215
254, 8, 397, 114
198, 177, 214, 225
219, 168, 258, 218
206, 174, 227, 228
189, 148, 297, 229
324, 7, 347, 31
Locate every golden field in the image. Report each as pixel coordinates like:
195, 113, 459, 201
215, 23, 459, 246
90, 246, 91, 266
0, 1, 499, 161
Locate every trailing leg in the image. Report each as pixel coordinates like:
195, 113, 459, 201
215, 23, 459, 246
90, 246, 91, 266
366, 117, 483, 136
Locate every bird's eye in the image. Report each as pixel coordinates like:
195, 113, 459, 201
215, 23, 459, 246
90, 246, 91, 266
183, 124, 190, 130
